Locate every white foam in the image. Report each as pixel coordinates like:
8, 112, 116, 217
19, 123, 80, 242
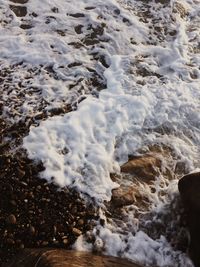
23, 47, 200, 200
23, 55, 154, 200
73, 211, 194, 267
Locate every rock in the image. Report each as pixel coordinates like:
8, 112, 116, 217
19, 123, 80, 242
5, 238, 15, 246
69, 13, 85, 18
77, 219, 84, 226
179, 172, 200, 209
62, 238, 68, 245
121, 154, 161, 182
110, 154, 162, 209
0, 150, 97, 263
74, 25, 83, 34
111, 148, 175, 211
9, 0, 28, 3
9, 5, 27, 17
178, 172, 200, 267
29, 225, 36, 236
111, 186, 141, 207
72, 227, 82, 236
155, 0, 170, 4
6, 214, 17, 225
3, 249, 143, 267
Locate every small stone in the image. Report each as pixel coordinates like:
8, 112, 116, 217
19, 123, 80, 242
9, 5, 27, 17
74, 25, 83, 34
17, 168, 25, 178
62, 238, 68, 245
69, 13, 85, 18
36, 185, 41, 190
53, 225, 57, 235
5, 238, 15, 245
72, 227, 82, 236
29, 225, 36, 235
19, 243, 25, 249
100, 219, 105, 226
41, 241, 49, 246
20, 181, 28, 187
77, 219, 84, 226
7, 214, 17, 225
10, 200, 17, 206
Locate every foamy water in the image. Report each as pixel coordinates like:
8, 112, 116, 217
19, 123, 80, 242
1, 0, 200, 266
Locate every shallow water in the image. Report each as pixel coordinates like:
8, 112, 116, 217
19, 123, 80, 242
1, 0, 200, 266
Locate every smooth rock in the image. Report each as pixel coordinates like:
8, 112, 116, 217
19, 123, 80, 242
3, 249, 143, 267
111, 185, 141, 207
121, 154, 161, 182
6, 214, 17, 225
178, 172, 200, 267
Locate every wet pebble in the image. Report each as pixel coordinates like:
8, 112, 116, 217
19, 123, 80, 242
6, 214, 17, 225
72, 228, 82, 236
29, 225, 36, 235
0, 136, 97, 263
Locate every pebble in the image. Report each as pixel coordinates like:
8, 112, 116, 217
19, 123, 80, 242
62, 238, 68, 245
17, 168, 26, 178
6, 238, 15, 245
10, 200, 17, 206
53, 225, 57, 235
0, 137, 96, 263
29, 225, 36, 235
19, 243, 25, 249
41, 241, 49, 246
77, 219, 84, 226
7, 214, 17, 225
72, 228, 82, 236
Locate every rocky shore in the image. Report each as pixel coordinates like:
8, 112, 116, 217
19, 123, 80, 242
0, 115, 192, 266
0, 117, 98, 264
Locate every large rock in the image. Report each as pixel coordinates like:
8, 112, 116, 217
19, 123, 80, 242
121, 154, 161, 182
178, 172, 200, 267
111, 154, 162, 208
3, 249, 143, 267
111, 185, 141, 207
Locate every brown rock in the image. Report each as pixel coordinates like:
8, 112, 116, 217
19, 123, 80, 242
72, 227, 82, 236
29, 225, 36, 235
111, 186, 141, 207
62, 238, 68, 245
77, 219, 84, 226
4, 249, 143, 267
121, 154, 161, 182
6, 214, 17, 225
17, 168, 26, 178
